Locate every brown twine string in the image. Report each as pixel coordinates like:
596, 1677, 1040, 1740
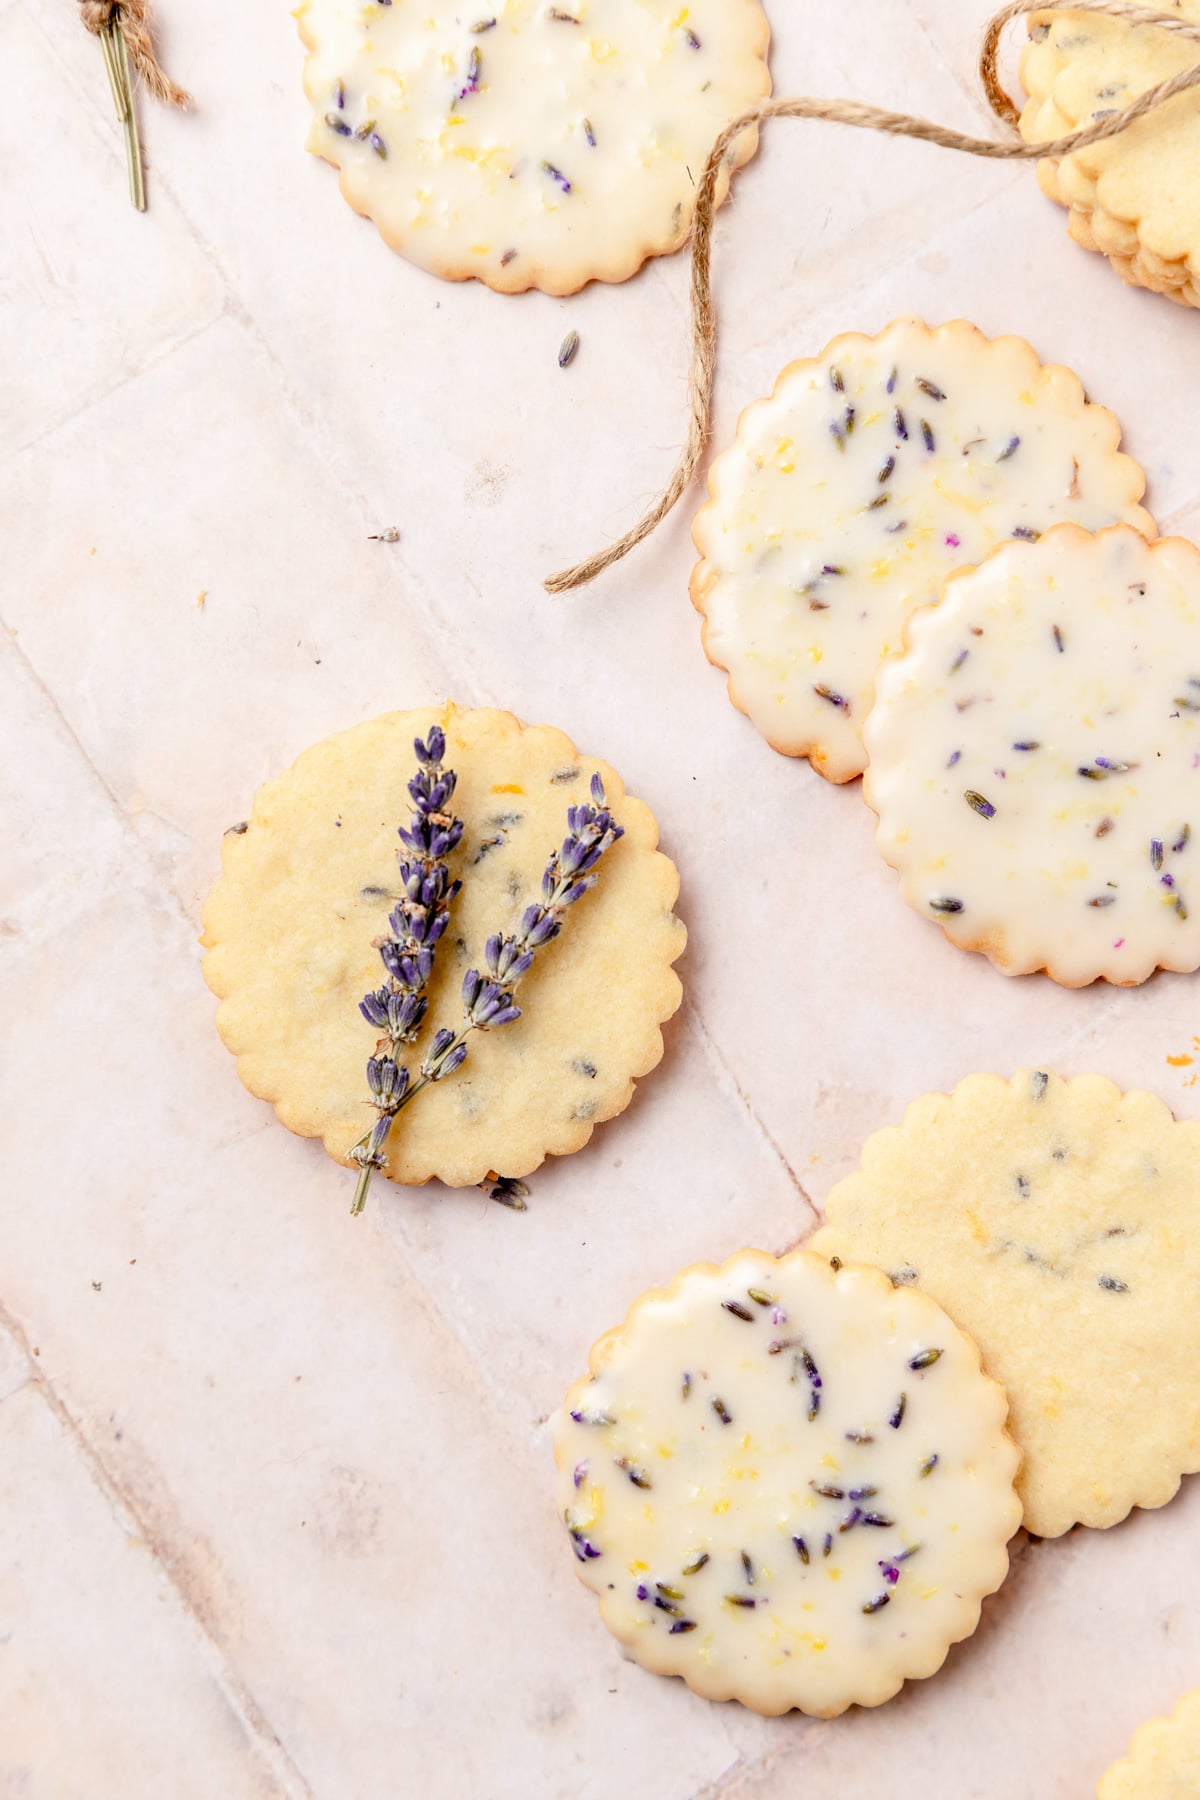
545, 0, 1200, 595
79, 0, 189, 108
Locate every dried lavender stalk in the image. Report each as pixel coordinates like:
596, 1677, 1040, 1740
350, 769, 623, 1214
350, 728, 463, 1213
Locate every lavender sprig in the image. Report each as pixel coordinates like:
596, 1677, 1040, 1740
349, 771, 622, 1214
412, 770, 624, 1088
350, 728, 463, 1213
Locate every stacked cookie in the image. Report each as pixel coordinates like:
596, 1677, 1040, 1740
691, 317, 1200, 989
1019, 1, 1200, 309
554, 1070, 1200, 1731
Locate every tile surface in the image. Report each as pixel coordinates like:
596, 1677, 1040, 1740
4, 0, 1200, 1794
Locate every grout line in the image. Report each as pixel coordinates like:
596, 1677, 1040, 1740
0, 1294, 314, 1800
898, 0, 1010, 127
0, 626, 196, 942
4, 305, 227, 464
690, 1735, 823, 1800
19, 5, 480, 709
1158, 494, 1200, 533
684, 1005, 819, 1225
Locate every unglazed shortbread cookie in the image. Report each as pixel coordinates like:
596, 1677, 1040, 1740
690, 319, 1153, 783
1020, 4, 1200, 308
553, 1248, 1020, 1716
1099, 1688, 1200, 1799
296, 0, 771, 294
201, 705, 685, 1187
864, 524, 1200, 987
810, 1070, 1200, 1540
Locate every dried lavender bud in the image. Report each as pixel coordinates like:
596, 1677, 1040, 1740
558, 330, 580, 368
478, 1173, 530, 1210
455, 45, 482, 102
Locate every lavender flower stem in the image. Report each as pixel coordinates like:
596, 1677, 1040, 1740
350, 770, 623, 1213
350, 725, 463, 1214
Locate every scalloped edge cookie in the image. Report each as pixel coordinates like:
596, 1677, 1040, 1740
809, 1069, 1200, 1539
1098, 1687, 1200, 1798
554, 1246, 1020, 1716
690, 317, 1153, 783
295, 0, 771, 296
202, 703, 685, 1188
1019, 6, 1200, 310
862, 522, 1199, 989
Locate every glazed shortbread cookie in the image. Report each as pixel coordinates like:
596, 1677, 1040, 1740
296, 0, 771, 293
202, 705, 685, 1187
690, 319, 1153, 783
554, 1248, 1020, 1716
864, 524, 1200, 986
1099, 1689, 1200, 1798
1020, 4, 1200, 308
810, 1071, 1200, 1539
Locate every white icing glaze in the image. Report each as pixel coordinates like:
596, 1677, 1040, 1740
690, 318, 1153, 782
553, 1249, 1019, 1717
863, 524, 1200, 986
297, 0, 771, 293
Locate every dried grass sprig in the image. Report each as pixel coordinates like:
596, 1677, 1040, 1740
79, 1, 189, 211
